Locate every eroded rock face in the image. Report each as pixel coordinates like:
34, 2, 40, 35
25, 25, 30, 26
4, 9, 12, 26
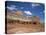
6, 15, 44, 34
7, 21, 44, 34
15, 11, 23, 16
6, 12, 44, 34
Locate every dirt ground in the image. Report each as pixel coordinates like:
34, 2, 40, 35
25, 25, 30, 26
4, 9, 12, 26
7, 23, 44, 34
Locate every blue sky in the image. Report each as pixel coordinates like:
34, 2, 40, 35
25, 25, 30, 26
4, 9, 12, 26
5, 1, 45, 22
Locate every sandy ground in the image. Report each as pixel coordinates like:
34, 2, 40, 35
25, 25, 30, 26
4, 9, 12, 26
7, 23, 44, 34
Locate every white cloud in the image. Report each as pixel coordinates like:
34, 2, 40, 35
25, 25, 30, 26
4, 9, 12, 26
24, 11, 32, 15
7, 5, 17, 10
7, 6, 15, 10
32, 3, 40, 7
7, 5, 18, 10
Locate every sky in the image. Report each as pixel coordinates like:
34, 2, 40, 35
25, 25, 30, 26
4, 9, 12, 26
5, 1, 45, 22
